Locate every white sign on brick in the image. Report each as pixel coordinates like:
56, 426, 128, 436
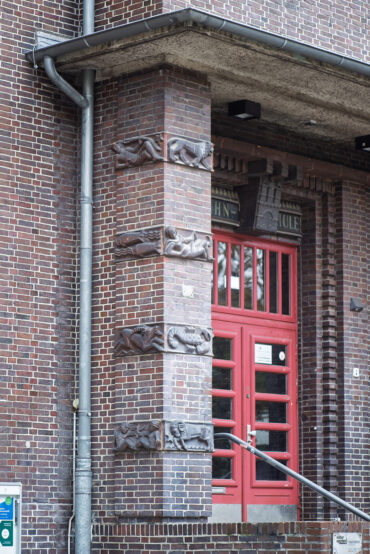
333, 533, 362, 554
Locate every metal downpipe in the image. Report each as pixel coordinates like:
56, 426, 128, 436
75, 66, 94, 554
75, 2, 95, 553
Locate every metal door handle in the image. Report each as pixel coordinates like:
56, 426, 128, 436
247, 424, 256, 444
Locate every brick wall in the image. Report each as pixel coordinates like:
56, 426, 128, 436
335, 180, 369, 516
93, 0, 369, 63
92, 521, 370, 552
0, 2, 81, 553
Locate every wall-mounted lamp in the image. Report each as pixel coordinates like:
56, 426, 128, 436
355, 135, 370, 151
228, 100, 261, 120
350, 298, 364, 312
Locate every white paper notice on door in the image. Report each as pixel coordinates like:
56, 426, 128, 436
255, 343, 272, 364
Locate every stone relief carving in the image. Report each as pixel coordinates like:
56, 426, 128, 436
115, 228, 162, 260
167, 137, 213, 170
164, 421, 213, 452
164, 226, 212, 261
114, 325, 165, 357
112, 134, 164, 169
167, 325, 212, 355
114, 421, 162, 452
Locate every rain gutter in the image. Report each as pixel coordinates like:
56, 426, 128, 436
26, 8, 370, 78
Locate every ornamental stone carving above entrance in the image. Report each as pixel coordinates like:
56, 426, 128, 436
113, 325, 165, 357
167, 136, 213, 170
112, 133, 164, 169
167, 325, 212, 355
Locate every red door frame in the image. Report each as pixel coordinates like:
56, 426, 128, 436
212, 231, 299, 520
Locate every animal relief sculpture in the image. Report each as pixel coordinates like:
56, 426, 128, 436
164, 421, 213, 452
114, 421, 162, 452
114, 325, 165, 357
115, 228, 162, 260
164, 226, 212, 261
167, 137, 213, 170
112, 134, 164, 169
167, 325, 212, 355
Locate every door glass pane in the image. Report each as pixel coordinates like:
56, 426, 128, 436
231, 244, 240, 308
214, 427, 233, 449
255, 401, 286, 423
269, 251, 278, 313
212, 456, 232, 479
218, 242, 227, 306
255, 372, 286, 394
212, 397, 232, 420
213, 337, 232, 360
256, 459, 287, 481
244, 246, 253, 309
256, 430, 287, 451
256, 248, 265, 311
282, 253, 290, 315
213, 367, 232, 390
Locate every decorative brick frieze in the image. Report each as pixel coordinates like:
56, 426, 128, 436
114, 225, 213, 262
113, 324, 165, 357
114, 420, 214, 453
167, 325, 213, 355
112, 133, 164, 169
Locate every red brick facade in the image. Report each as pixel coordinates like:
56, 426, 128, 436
1, 0, 369, 552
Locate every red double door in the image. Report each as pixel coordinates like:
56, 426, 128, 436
212, 232, 299, 522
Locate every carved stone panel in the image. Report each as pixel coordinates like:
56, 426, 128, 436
167, 325, 213, 355
112, 133, 164, 169
113, 325, 165, 357
114, 421, 162, 452
167, 136, 213, 171
164, 421, 214, 452
115, 228, 162, 260
164, 226, 213, 261
114, 420, 214, 453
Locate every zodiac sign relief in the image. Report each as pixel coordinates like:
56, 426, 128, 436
113, 325, 165, 357
112, 134, 164, 169
164, 421, 213, 452
164, 226, 212, 261
114, 421, 162, 452
167, 326, 212, 355
167, 137, 213, 170
115, 228, 162, 260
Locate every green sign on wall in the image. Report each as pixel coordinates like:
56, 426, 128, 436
0, 521, 13, 547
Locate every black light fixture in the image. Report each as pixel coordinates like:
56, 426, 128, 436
228, 99, 261, 120
355, 135, 370, 151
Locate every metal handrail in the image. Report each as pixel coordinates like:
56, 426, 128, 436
214, 433, 370, 522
